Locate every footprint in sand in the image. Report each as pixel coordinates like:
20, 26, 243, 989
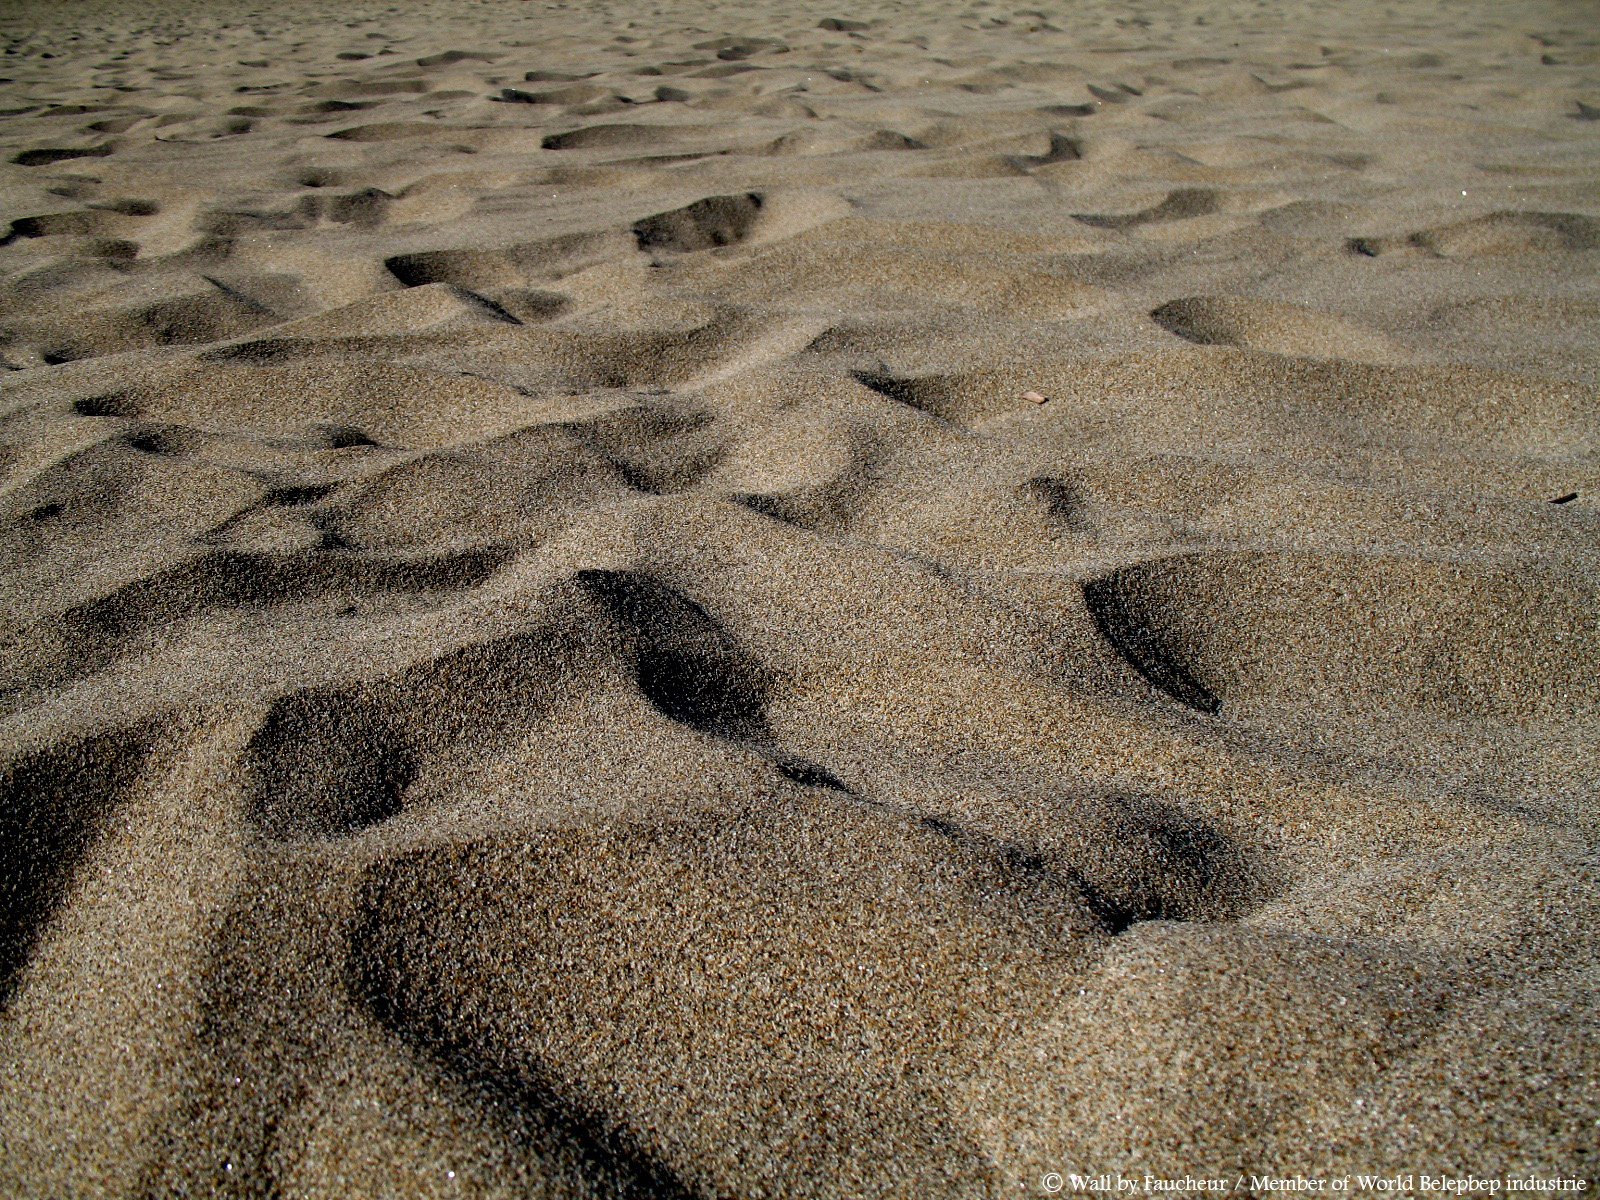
1072, 186, 1221, 228
1348, 210, 1600, 258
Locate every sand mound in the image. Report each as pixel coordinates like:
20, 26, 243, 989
1084, 551, 1598, 722
1149, 295, 1399, 362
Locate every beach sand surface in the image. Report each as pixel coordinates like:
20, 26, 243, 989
1, 0, 1598, 1194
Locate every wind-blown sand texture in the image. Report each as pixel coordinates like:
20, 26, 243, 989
2, 0, 1598, 1194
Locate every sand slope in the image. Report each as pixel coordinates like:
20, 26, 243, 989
1, 0, 1598, 1195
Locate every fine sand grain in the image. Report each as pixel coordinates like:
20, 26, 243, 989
1, 0, 1597, 1195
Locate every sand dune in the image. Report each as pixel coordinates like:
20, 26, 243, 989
1, 0, 1598, 1195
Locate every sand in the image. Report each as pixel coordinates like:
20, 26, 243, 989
1, 0, 1597, 1194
